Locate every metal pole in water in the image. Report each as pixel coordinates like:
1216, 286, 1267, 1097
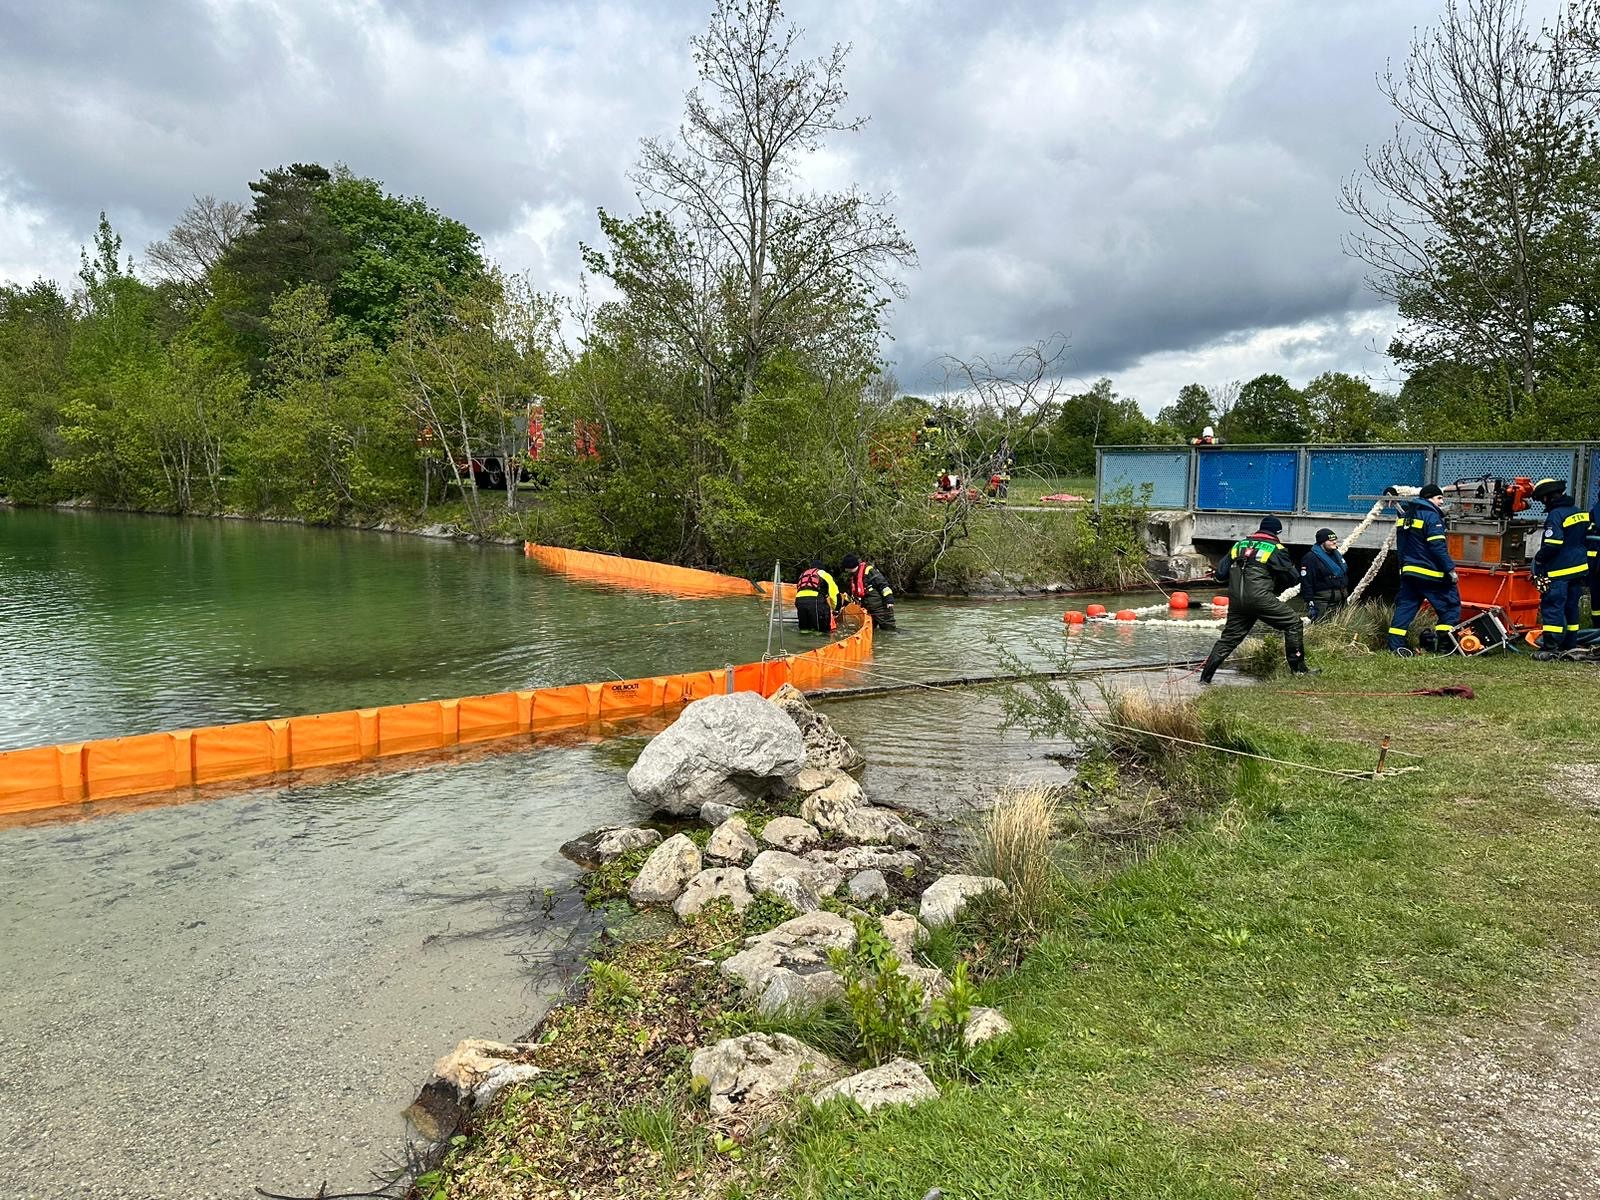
725, 664, 734, 694
766, 561, 781, 657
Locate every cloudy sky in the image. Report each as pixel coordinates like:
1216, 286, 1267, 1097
0, 0, 1500, 409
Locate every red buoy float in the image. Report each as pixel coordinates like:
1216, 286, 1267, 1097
1114, 609, 1137, 621
1211, 595, 1229, 609
1062, 610, 1085, 625
1086, 603, 1107, 618
1168, 591, 1190, 611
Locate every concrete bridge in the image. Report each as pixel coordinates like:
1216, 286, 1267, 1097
1096, 441, 1600, 575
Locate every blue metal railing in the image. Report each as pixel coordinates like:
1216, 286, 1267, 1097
1095, 441, 1600, 515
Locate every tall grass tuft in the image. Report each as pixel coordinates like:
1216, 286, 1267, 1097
1101, 688, 1206, 762
968, 785, 1063, 932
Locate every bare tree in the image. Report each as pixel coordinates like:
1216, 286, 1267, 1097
632, 0, 916, 406
144, 195, 247, 295
940, 334, 1073, 476
1340, 0, 1596, 414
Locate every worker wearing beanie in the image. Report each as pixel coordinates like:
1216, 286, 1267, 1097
1298, 527, 1349, 622
1199, 515, 1311, 683
1388, 483, 1461, 654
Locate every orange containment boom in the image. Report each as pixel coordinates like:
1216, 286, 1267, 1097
0, 609, 872, 820
523, 544, 764, 598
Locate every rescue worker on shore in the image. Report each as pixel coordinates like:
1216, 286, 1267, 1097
794, 557, 841, 634
841, 553, 897, 630
1198, 516, 1311, 683
1387, 483, 1461, 655
1298, 527, 1349, 622
1591, 482, 1600, 629
1529, 478, 1592, 656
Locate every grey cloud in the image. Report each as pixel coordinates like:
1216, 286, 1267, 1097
0, 0, 1458, 400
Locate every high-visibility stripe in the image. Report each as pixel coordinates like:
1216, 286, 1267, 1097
1434, 624, 1454, 632
1388, 626, 1409, 636
1568, 624, 1583, 631
1543, 624, 1564, 633
1565, 512, 1591, 526
1545, 537, 1564, 545
1427, 534, 1447, 541
1550, 564, 1588, 577
1401, 565, 1445, 578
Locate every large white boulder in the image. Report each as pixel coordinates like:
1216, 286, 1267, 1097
673, 867, 754, 920
706, 817, 759, 864
824, 805, 923, 848
628, 834, 702, 906
691, 1033, 843, 1124
627, 692, 807, 817
812, 1058, 938, 1112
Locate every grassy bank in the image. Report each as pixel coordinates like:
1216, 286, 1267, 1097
776, 649, 1600, 1197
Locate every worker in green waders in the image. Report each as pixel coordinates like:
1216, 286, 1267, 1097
1199, 516, 1313, 683
794, 558, 842, 634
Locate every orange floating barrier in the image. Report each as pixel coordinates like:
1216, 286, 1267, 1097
0, 560, 873, 819
1169, 592, 1190, 611
1086, 604, 1108, 618
1114, 609, 1137, 621
524, 544, 762, 598
1062, 610, 1085, 625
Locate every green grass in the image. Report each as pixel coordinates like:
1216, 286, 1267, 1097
773, 649, 1600, 1198
1004, 473, 1096, 507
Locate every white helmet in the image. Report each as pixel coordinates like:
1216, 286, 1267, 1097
1202, 426, 1215, 438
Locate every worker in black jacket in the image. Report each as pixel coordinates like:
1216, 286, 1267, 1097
1199, 516, 1311, 683
794, 558, 841, 634
840, 553, 896, 629
1298, 527, 1349, 622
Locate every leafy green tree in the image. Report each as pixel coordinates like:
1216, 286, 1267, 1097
0, 280, 73, 500
1156, 383, 1215, 438
1048, 378, 1159, 472
1301, 372, 1401, 442
1220, 373, 1309, 443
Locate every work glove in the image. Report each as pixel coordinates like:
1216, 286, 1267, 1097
1448, 571, 1459, 584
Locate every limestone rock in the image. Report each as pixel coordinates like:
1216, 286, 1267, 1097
919, 874, 1008, 928
700, 801, 739, 827
800, 774, 865, 827
559, 825, 662, 870
627, 692, 807, 816
763, 874, 822, 913
428, 1038, 531, 1099
963, 1007, 1014, 1047
721, 911, 857, 1014
847, 869, 889, 902
826, 805, 923, 848
879, 910, 931, 961
691, 1033, 843, 1124
747, 849, 843, 901
761, 815, 821, 853
770, 684, 865, 771
791, 766, 832, 794
472, 1063, 543, 1107
899, 964, 951, 1009
812, 1058, 938, 1112
673, 867, 754, 920
707, 817, 759, 864
628, 834, 702, 906
809, 845, 923, 877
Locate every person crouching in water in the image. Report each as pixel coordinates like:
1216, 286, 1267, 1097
841, 553, 896, 629
1298, 527, 1349, 622
1198, 516, 1312, 683
795, 558, 841, 633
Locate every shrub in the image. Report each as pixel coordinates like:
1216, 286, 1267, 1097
1101, 688, 1205, 762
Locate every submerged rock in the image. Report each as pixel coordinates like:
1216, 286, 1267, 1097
691, 1033, 843, 1124
919, 874, 1008, 928
769, 684, 864, 771
559, 825, 662, 870
812, 1058, 938, 1112
628, 834, 702, 906
627, 692, 806, 817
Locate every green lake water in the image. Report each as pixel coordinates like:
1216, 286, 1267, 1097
0, 509, 1218, 1199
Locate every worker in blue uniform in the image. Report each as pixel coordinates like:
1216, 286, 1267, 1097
1387, 483, 1461, 655
1529, 478, 1592, 654
1591, 483, 1600, 629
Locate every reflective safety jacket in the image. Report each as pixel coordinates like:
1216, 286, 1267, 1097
845, 561, 894, 618
1214, 532, 1300, 606
1395, 500, 1456, 583
1533, 495, 1593, 579
795, 566, 841, 610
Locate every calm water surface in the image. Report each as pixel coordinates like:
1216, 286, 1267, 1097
0, 510, 1217, 1199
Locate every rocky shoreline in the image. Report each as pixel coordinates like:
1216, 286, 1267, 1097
404, 683, 1016, 1188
